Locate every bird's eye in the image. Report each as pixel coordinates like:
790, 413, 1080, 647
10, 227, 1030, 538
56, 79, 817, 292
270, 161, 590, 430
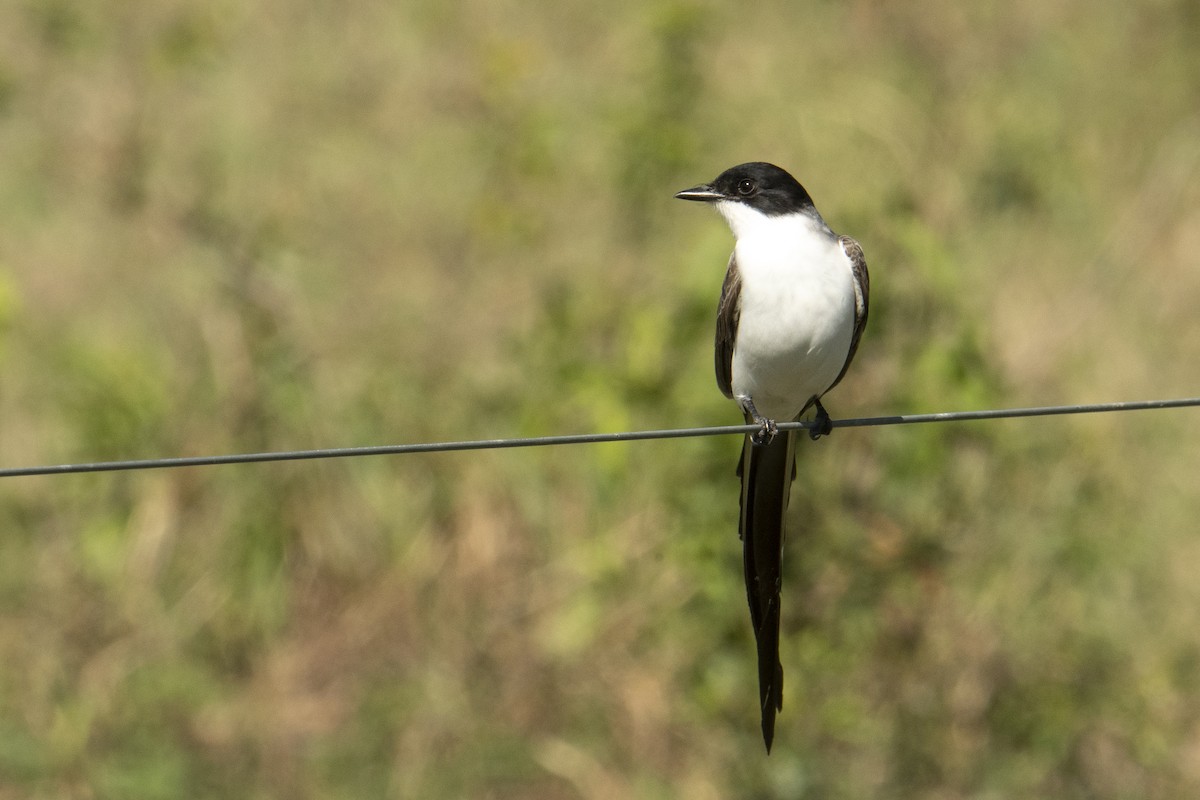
737, 179, 756, 196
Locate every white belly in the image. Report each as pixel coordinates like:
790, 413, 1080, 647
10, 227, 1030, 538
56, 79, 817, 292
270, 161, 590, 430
729, 231, 856, 421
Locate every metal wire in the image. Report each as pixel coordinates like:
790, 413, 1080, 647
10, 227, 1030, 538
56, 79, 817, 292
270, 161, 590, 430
2, 397, 1197, 479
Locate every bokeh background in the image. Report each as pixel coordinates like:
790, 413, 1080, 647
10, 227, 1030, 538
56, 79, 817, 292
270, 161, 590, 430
2, 1, 1199, 797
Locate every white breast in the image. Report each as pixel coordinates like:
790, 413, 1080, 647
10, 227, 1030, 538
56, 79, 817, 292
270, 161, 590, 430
720, 206, 857, 421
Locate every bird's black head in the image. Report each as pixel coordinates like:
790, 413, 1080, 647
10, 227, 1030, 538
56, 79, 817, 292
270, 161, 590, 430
674, 162, 815, 217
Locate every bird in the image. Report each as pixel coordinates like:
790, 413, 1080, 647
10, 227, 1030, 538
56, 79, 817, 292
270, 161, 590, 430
675, 162, 869, 752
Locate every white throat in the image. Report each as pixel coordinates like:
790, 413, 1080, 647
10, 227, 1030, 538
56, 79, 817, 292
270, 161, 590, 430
715, 199, 829, 240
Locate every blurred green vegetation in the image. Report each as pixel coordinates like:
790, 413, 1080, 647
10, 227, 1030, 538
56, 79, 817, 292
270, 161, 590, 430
1, 0, 1199, 797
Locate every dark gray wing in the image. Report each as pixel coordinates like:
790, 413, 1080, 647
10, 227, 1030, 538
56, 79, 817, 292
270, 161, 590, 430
714, 252, 741, 399
825, 235, 870, 394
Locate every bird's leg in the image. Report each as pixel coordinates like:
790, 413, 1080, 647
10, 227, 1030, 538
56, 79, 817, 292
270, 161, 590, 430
738, 396, 777, 446
809, 398, 833, 441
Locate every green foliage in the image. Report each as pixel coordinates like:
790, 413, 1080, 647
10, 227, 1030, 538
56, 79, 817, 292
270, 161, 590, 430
1, 0, 1200, 798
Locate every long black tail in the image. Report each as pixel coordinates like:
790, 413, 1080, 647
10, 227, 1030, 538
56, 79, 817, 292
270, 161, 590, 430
737, 426, 795, 753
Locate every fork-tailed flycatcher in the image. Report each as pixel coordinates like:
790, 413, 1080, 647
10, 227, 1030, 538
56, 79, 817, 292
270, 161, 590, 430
675, 162, 869, 752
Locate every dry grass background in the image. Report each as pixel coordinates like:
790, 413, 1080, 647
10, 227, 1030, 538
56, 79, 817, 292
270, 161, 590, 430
1, 0, 1200, 797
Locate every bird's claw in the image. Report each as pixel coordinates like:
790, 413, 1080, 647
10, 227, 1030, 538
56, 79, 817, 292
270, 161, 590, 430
751, 417, 778, 446
809, 400, 833, 441
739, 396, 778, 446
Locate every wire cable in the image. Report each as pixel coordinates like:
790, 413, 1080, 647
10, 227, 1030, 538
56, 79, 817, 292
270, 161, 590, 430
2, 397, 1197, 479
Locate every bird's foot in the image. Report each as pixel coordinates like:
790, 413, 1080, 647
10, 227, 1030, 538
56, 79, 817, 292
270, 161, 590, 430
809, 399, 833, 441
739, 396, 778, 446
752, 418, 778, 446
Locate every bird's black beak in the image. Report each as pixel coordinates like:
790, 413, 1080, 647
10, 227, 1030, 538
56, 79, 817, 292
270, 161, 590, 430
674, 184, 722, 202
